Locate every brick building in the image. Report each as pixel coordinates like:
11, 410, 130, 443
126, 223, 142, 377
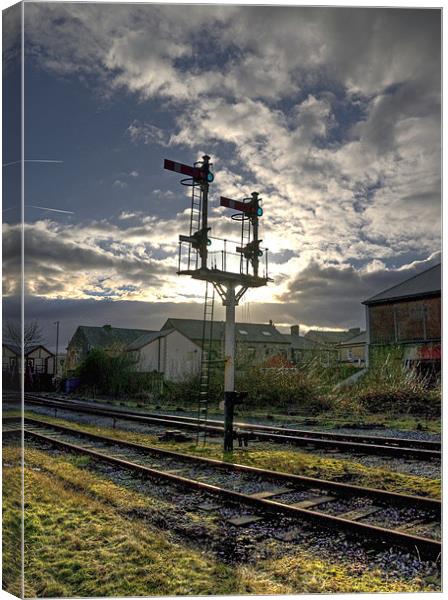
363, 264, 441, 376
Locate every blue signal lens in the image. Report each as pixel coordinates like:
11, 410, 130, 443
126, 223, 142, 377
207, 172, 214, 182
257, 207, 263, 216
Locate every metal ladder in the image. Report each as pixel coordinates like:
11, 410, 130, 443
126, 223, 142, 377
188, 181, 202, 270
239, 214, 251, 275
196, 281, 215, 445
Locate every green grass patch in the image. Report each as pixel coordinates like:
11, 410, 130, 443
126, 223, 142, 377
2, 447, 23, 597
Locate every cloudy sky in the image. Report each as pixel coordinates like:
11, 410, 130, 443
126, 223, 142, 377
3, 3, 441, 350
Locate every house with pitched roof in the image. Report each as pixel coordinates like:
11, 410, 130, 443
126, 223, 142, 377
66, 324, 153, 371
363, 263, 441, 375
162, 318, 290, 365
336, 331, 367, 365
280, 325, 326, 365
126, 318, 291, 380
2, 342, 55, 375
127, 328, 202, 381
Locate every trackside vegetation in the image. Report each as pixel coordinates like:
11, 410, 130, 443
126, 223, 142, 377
73, 348, 440, 424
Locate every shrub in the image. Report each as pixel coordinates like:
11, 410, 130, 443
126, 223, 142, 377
76, 347, 139, 398
349, 348, 441, 416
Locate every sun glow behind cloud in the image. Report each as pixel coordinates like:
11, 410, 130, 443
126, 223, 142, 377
3, 4, 440, 333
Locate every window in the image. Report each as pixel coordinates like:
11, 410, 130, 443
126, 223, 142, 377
34, 358, 46, 373
262, 331, 272, 336
238, 330, 248, 335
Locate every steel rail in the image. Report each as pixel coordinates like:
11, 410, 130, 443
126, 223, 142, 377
22, 393, 440, 450
29, 395, 440, 451
21, 395, 441, 460
141, 413, 441, 451
22, 416, 441, 513
23, 424, 441, 560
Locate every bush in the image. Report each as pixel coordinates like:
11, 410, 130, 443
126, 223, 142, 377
162, 360, 338, 413
76, 347, 142, 398
349, 348, 441, 416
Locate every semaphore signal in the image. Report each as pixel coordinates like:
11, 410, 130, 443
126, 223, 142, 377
164, 156, 272, 452
164, 159, 214, 182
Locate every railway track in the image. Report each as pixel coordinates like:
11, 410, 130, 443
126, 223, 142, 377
6, 415, 441, 560
14, 393, 441, 460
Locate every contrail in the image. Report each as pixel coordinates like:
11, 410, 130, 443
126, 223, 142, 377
2, 205, 75, 215
2, 159, 64, 167
27, 205, 75, 215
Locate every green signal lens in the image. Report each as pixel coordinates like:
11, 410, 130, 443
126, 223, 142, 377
258, 250, 263, 257
207, 172, 214, 182
257, 207, 263, 216
207, 239, 212, 246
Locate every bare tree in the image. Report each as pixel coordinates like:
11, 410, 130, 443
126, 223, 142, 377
3, 320, 44, 355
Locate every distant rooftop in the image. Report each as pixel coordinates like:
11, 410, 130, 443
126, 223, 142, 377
127, 329, 174, 351
363, 263, 441, 305
281, 334, 323, 350
337, 331, 366, 346
2, 342, 54, 356
75, 325, 154, 348
305, 328, 361, 346
161, 318, 289, 345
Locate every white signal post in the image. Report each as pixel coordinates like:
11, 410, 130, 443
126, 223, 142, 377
223, 283, 236, 450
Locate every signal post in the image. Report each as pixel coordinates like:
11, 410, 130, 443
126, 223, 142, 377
164, 156, 271, 452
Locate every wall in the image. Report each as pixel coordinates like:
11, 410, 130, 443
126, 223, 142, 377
369, 296, 441, 345
339, 344, 366, 364
2, 346, 17, 372
66, 329, 86, 371
27, 347, 55, 375
133, 331, 201, 381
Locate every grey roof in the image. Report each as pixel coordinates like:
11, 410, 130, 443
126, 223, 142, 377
2, 343, 54, 356
281, 334, 323, 350
127, 329, 174, 351
305, 329, 360, 345
363, 264, 441, 305
337, 331, 366, 347
26, 344, 55, 356
76, 325, 154, 348
161, 318, 289, 345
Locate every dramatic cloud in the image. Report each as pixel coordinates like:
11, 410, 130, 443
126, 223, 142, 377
5, 4, 440, 336
278, 252, 442, 328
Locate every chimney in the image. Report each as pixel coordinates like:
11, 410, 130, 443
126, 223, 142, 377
348, 327, 360, 335
268, 319, 273, 326
290, 325, 300, 337
103, 324, 112, 330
